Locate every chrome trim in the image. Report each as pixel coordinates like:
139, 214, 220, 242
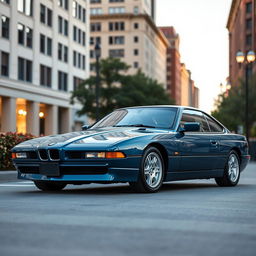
38, 149, 48, 161
48, 149, 60, 161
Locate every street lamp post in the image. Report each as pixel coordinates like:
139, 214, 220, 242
95, 42, 101, 121
236, 50, 255, 142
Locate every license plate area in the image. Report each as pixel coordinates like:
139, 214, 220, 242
39, 163, 60, 176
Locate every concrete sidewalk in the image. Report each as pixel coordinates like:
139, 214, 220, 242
0, 170, 17, 183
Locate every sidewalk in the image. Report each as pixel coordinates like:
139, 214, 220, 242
0, 170, 17, 183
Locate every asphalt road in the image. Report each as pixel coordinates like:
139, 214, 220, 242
0, 164, 256, 256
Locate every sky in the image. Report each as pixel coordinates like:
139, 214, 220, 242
156, 0, 232, 113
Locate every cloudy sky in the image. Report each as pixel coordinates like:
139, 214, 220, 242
156, 0, 232, 113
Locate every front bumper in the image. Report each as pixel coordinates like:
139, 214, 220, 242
14, 158, 140, 183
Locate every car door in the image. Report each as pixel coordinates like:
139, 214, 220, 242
178, 109, 213, 171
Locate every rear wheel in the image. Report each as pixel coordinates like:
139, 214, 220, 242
34, 181, 66, 191
129, 147, 164, 193
215, 151, 240, 187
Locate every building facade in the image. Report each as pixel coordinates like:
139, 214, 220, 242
159, 26, 181, 104
180, 63, 189, 106
89, 0, 168, 87
0, 0, 89, 136
227, 0, 256, 86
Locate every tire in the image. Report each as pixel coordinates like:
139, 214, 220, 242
215, 150, 240, 187
129, 147, 164, 193
34, 181, 66, 191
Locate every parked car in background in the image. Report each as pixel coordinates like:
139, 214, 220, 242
12, 106, 250, 193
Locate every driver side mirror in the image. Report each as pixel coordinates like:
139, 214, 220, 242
180, 122, 200, 132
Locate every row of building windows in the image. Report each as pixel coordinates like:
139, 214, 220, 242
73, 51, 86, 70
73, 26, 86, 46
90, 48, 139, 59
73, 1, 86, 23
90, 6, 139, 15
90, 21, 139, 32
0, 53, 86, 86
90, 35, 139, 45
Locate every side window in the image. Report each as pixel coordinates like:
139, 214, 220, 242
205, 115, 223, 133
180, 110, 210, 132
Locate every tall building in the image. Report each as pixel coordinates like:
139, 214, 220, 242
0, 0, 89, 136
180, 63, 189, 106
89, 0, 168, 87
159, 26, 181, 104
227, 0, 256, 86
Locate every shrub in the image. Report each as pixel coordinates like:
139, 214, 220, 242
0, 132, 35, 170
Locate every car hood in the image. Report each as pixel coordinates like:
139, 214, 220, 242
13, 127, 173, 150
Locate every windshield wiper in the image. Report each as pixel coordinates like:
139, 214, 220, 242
114, 124, 156, 128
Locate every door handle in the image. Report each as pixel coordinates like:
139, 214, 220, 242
210, 140, 218, 146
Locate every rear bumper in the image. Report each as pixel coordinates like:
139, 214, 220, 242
240, 155, 250, 171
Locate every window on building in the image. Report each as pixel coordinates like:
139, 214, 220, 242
58, 43, 68, 63
40, 64, 52, 87
109, 22, 125, 31
246, 34, 252, 46
109, 49, 124, 58
1, 16, 9, 39
73, 51, 86, 69
109, 36, 125, 45
18, 23, 33, 48
1, 51, 9, 76
17, 23, 25, 45
91, 8, 103, 15
58, 0, 68, 10
133, 61, 139, 68
40, 4, 52, 27
58, 71, 68, 91
17, 0, 33, 16
26, 27, 32, 48
73, 76, 84, 91
90, 36, 101, 45
134, 49, 139, 56
18, 57, 32, 82
246, 2, 252, 14
58, 16, 68, 36
90, 22, 101, 31
134, 23, 139, 29
134, 36, 138, 43
246, 18, 252, 30
40, 34, 52, 56
109, 7, 125, 14
134, 6, 139, 14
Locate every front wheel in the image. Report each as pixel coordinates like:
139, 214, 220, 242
215, 151, 240, 187
34, 181, 67, 191
129, 147, 164, 193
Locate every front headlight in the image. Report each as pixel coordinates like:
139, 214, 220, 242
12, 152, 27, 159
84, 152, 125, 159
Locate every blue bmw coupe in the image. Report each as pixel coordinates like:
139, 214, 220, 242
12, 106, 250, 193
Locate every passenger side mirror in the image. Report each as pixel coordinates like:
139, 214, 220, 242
82, 124, 90, 131
180, 122, 200, 132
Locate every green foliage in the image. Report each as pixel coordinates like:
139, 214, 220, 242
0, 132, 35, 170
212, 75, 256, 136
71, 57, 174, 120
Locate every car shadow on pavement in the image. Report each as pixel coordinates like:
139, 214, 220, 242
16, 181, 231, 195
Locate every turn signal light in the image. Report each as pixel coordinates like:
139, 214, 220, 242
106, 152, 125, 159
11, 152, 27, 159
12, 153, 16, 159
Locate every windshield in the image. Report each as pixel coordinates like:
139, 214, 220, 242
92, 107, 178, 129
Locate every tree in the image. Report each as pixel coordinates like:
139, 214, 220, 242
71, 58, 174, 120
212, 75, 256, 136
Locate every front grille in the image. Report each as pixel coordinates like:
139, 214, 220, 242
60, 166, 108, 175
49, 149, 60, 160
18, 166, 40, 174
38, 149, 48, 160
27, 151, 38, 159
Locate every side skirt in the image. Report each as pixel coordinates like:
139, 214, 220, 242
165, 169, 224, 182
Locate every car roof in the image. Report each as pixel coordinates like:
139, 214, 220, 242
117, 105, 202, 112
